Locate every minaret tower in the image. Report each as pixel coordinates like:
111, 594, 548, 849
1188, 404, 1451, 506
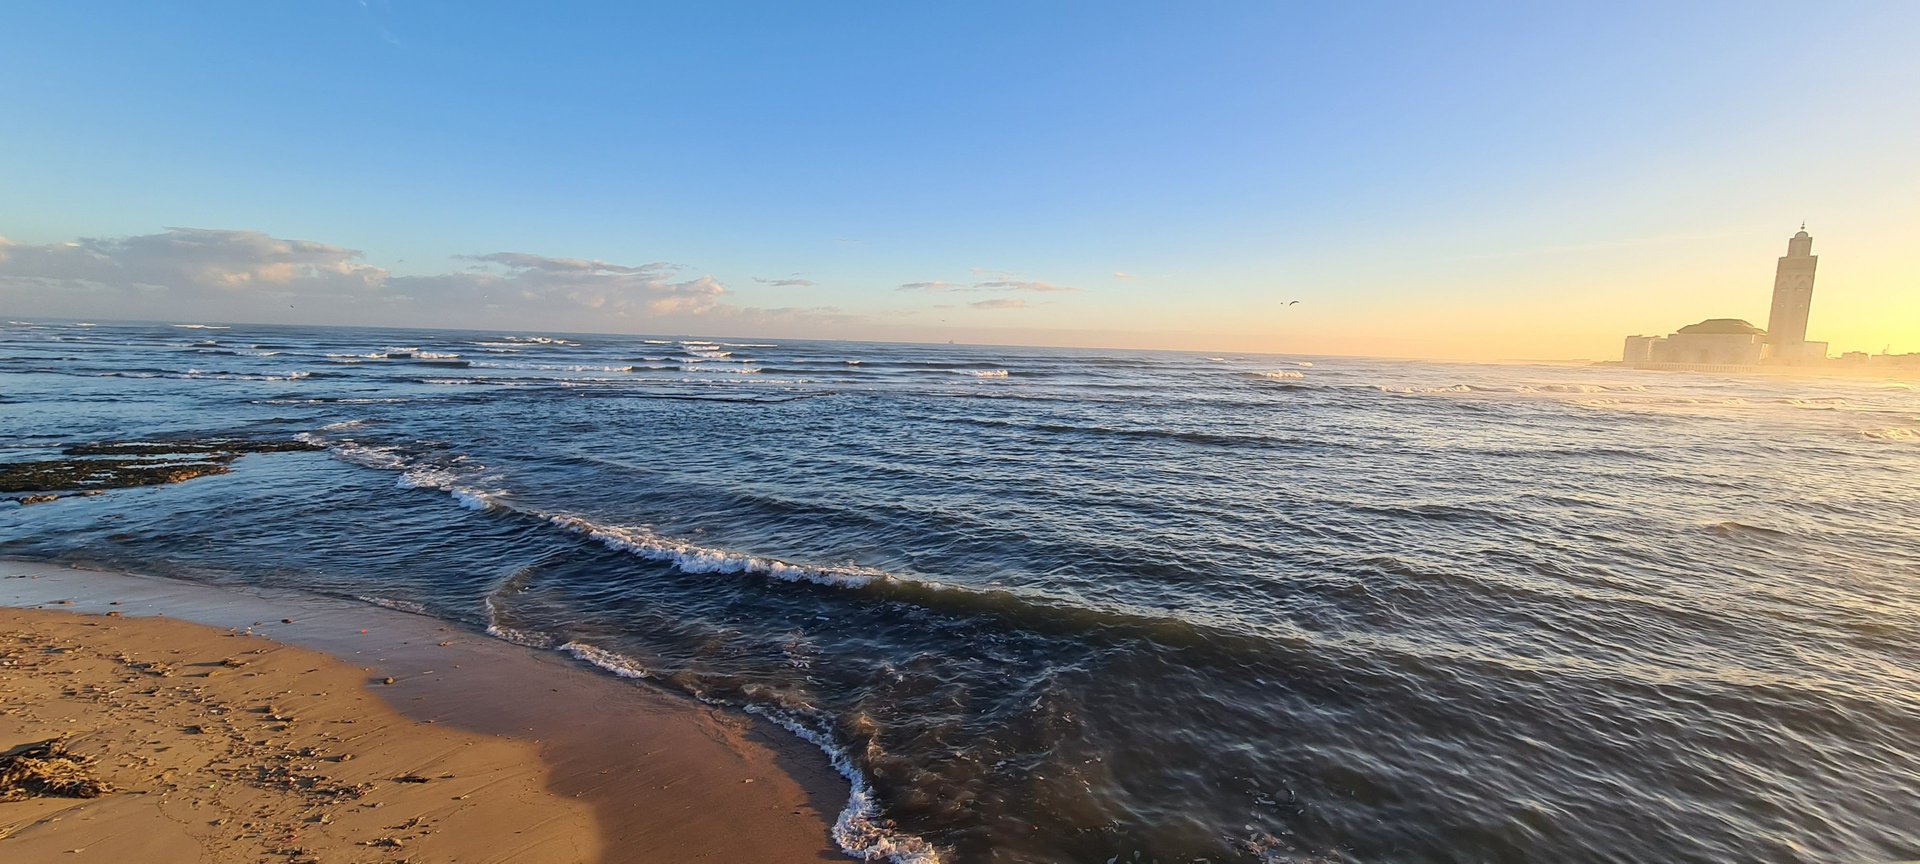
1765, 224, 1817, 362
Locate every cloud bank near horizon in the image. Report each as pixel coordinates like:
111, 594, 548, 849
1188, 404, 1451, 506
0, 228, 863, 329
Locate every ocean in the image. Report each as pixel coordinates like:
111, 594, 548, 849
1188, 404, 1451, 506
3, 319, 1917, 863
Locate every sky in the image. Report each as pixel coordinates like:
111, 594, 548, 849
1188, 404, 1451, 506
2, 1, 1916, 359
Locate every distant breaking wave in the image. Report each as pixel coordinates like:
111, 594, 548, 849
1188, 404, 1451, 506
1377, 382, 1651, 395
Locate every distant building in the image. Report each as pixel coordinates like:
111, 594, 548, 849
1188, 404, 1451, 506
1622, 227, 1836, 369
1867, 352, 1920, 369
1647, 318, 1768, 365
1621, 334, 1660, 362
1765, 228, 1820, 363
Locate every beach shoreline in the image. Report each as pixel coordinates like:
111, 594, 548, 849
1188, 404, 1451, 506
0, 559, 849, 864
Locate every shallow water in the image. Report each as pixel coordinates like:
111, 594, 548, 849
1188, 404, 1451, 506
4, 319, 1918, 863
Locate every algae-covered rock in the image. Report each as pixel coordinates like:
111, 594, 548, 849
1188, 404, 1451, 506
2, 436, 322, 495
0, 457, 233, 493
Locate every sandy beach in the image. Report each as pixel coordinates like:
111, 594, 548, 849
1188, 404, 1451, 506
0, 561, 847, 864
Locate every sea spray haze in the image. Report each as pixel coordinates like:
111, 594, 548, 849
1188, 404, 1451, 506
4, 320, 1920, 863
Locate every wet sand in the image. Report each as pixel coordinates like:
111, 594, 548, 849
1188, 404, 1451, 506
0, 560, 848, 863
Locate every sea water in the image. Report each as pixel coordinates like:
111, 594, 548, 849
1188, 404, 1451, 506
3, 320, 1918, 863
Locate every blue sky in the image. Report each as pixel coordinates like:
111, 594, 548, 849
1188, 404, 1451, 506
4, 2, 1917, 357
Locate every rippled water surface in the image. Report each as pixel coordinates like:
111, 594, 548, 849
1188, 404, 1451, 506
4, 319, 1919, 863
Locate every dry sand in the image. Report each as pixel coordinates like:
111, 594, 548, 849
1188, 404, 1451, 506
0, 561, 849, 864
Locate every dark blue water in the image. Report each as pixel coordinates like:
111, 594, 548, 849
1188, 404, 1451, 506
4, 319, 1919, 863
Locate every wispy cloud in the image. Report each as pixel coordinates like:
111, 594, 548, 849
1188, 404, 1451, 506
971, 298, 1026, 310
415, 251, 721, 316
899, 278, 1077, 293
457, 252, 680, 280
972, 280, 1076, 293
754, 276, 817, 288
1112, 271, 1135, 281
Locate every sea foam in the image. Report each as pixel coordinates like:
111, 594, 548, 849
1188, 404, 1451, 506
554, 640, 942, 863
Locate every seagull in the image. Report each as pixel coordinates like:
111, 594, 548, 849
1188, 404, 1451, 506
1288, 300, 1300, 306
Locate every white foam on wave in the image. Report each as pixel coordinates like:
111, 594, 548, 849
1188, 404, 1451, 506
1520, 383, 1647, 394
314, 440, 409, 470
263, 397, 408, 405
338, 442, 893, 591
182, 369, 311, 381
687, 349, 734, 359
470, 361, 633, 373
481, 591, 555, 648
1379, 384, 1474, 394
545, 515, 882, 588
354, 595, 433, 616
556, 378, 651, 387
322, 436, 942, 862
745, 704, 942, 863
1254, 370, 1305, 380
1786, 397, 1857, 410
396, 465, 500, 511
172, 323, 230, 330
420, 377, 537, 387
1863, 427, 1919, 441
1383, 382, 1650, 396
967, 369, 1009, 379
555, 641, 941, 863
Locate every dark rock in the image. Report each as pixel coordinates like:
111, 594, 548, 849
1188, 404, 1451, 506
60, 438, 323, 457
0, 457, 233, 493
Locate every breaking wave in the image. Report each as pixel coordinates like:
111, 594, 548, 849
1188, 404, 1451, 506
354, 595, 433, 616
554, 641, 942, 863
